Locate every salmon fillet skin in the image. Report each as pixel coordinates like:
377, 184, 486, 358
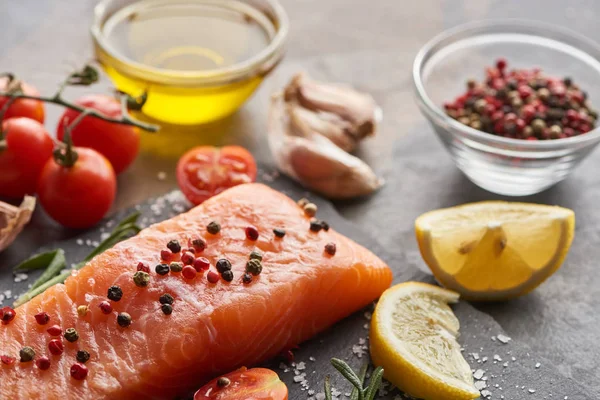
0, 183, 392, 399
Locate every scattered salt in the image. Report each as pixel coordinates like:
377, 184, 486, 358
497, 334, 511, 344
473, 369, 485, 380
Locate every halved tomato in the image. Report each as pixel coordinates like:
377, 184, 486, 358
194, 367, 288, 400
177, 146, 257, 205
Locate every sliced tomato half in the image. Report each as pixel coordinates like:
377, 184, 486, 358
194, 367, 288, 400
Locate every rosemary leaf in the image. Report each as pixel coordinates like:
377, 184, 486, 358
331, 358, 364, 400
363, 366, 384, 400
350, 363, 369, 400
29, 249, 66, 291
12, 249, 61, 272
324, 375, 333, 400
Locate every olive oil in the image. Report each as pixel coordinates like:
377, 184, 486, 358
96, 0, 278, 125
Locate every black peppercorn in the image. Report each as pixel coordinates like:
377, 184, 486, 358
320, 221, 330, 232
563, 77, 573, 87
76, 350, 90, 364
221, 270, 234, 282
161, 304, 173, 315
159, 293, 174, 305
207, 221, 221, 235
242, 273, 253, 284
155, 263, 169, 276
310, 220, 323, 232
217, 377, 231, 388
107, 286, 123, 302
64, 328, 79, 343
273, 228, 286, 238
216, 259, 232, 274
166, 239, 181, 253
117, 312, 132, 328
324, 242, 337, 256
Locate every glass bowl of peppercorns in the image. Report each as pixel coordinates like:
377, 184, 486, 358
413, 20, 600, 196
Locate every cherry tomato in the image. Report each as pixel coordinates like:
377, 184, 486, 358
37, 148, 116, 229
0, 118, 53, 198
57, 94, 140, 174
0, 77, 45, 123
177, 146, 257, 205
194, 368, 288, 400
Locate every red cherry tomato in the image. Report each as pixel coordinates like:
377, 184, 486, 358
37, 148, 116, 229
57, 94, 140, 174
0, 118, 53, 198
177, 146, 257, 205
194, 368, 288, 400
0, 77, 45, 123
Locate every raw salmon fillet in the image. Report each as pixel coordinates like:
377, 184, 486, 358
0, 184, 392, 399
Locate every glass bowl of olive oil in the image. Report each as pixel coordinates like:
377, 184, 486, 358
92, 0, 288, 125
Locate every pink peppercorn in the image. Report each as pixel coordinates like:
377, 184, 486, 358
70, 363, 88, 380
496, 58, 507, 71
193, 257, 210, 272
46, 325, 62, 336
36, 356, 51, 370
1, 355, 15, 365
99, 301, 113, 315
160, 250, 172, 262
207, 271, 220, 284
182, 265, 197, 280
1, 306, 16, 325
245, 226, 259, 241
48, 339, 64, 356
137, 262, 150, 273
181, 251, 195, 265
186, 247, 196, 255
34, 312, 50, 325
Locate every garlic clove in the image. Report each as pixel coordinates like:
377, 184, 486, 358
0, 196, 35, 253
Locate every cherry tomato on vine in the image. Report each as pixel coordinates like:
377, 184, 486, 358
194, 368, 288, 400
0, 77, 45, 123
57, 94, 140, 174
177, 146, 257, 205
37, 147, 116, 229
0, 118, 54, 198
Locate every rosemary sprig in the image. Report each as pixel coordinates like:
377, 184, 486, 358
326, 359, 384, 400
12, 212, 141, 307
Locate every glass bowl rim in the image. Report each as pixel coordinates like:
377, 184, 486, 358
91, 0, 289, 86
413, 19, 600, 150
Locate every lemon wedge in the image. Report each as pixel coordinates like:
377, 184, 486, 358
370, 282, 479, 400
415, 201, 575, 301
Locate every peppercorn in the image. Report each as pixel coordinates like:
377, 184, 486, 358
137, 262, 150, 273
217, 377, 231, 388
246, 259, 263, 276
48, 339, 64, 355
511, 97, 523, 108
216, 259, 232, 273
207, 271, 220, 284
182, 265, 197, 280
531, 119, 547, 135
538, 88, 550, 100
221, 270, 234, 282
160, 249, 172, 262
549, 125, 562, 138
242, 273, 253, 284
155, 263, 170, 275
297, 198, 309, 208
469, 120, 482, 130
117, 312, 132, 328
249, 250, 263, 261
496, 58, 507, 70
74, 350, 90, 364
303, 203, 318, 217
207, 221, 221, 235
191, 237, 207, 252
324, 242, 337, 256
181, 251, 195, 265
186, 247, 196, 254
167, 239, 181, 253
161, 304, 173, 315
1, 355, 15, 365
107, 285, 123, 302
522, 126, 534, 138
245, 226, 259, 241
310, 220, 323, 232
99, 301, 113, 315
563, 77, 572, 87
193, 257, 210, 271
273, 228, 286, 238
474, 99, 487, 113
159, 293, 174, 305
1, 306, 15, 325
47, 325, 62, 336
64, 328, 79, 343
466, 79, 477, 90
133, 271, 150, 287
70, 363, 88, 380
19, 347, 35, 362
169, 262, 184, 273
34, 311, 50, 325
457, 116, 470, 125
36, 356, 51, 371
77, 305, 89, 317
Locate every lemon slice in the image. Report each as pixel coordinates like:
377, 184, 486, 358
415, 201, 575, 301
370, 282, 479, 400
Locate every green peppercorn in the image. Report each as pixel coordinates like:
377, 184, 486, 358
537, 88, 550, 100
249, 250, 263, 261
549, 125, 562, 138
496, 88, 508, 99
161, 304, 173, 315
242, 273, 253, 284
169, 262, 183, 273
76, 350, 90, 364
303, 203, 317, 217
531, 119, 547, 134
522, 126, 534, 138
159, 293, 174, 305
273, 228, 286, 238
64, 328, 79, 343
217, 377, 231, 388
167, 239, 181, 253
216, 259, 232, 274
297, 198, 309, 208
207, 221, 221, 235
133, 271, 150, 288
221, 270, 234, 282
511, 97, 523, 108
117, 312, 132, 328
310, 220, 323, 232
107, 286, 123, 302
246, 259, 263, 276
19, 346, 35, 362
155, 263, 169, 276
469, 120, 482, 130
